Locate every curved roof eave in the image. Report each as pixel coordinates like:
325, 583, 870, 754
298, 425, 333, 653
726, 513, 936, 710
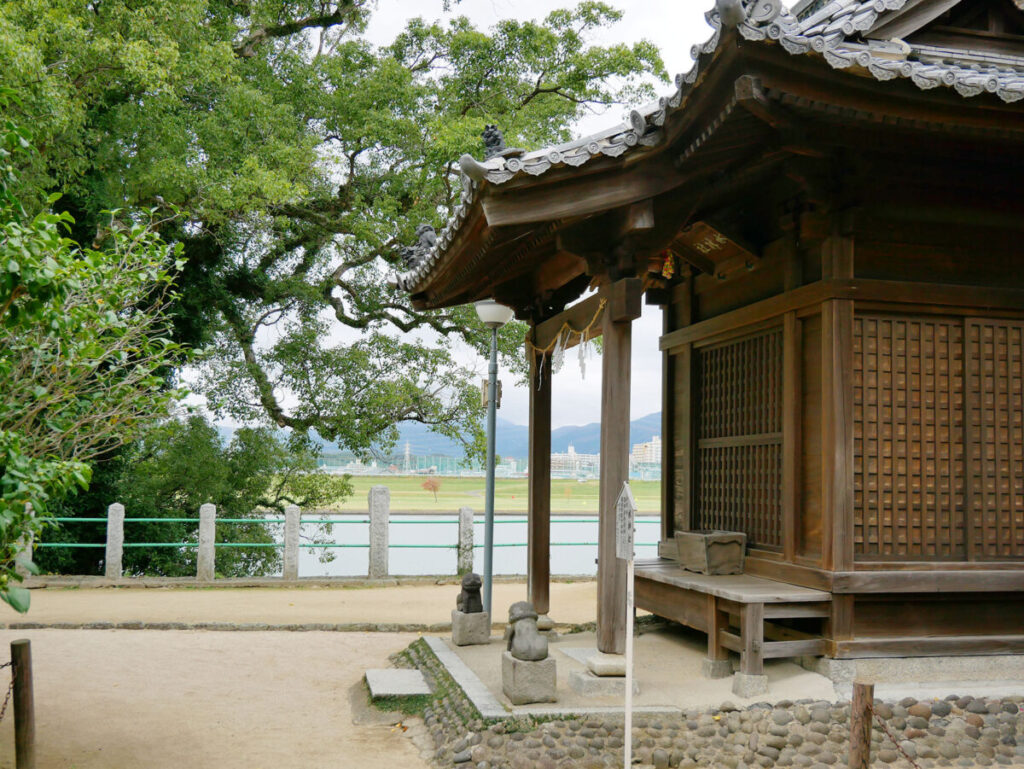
396, 0, 1024, 296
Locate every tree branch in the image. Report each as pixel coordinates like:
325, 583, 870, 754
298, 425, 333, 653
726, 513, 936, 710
234, 2, 359, 58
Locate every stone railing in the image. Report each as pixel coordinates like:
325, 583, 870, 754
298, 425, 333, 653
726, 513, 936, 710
54, 486, 476, 581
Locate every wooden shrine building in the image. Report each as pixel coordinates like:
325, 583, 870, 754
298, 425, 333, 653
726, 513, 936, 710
398, 0, 1024, 682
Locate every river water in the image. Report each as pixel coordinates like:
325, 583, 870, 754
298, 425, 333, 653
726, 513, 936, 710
296, 514, 662, 577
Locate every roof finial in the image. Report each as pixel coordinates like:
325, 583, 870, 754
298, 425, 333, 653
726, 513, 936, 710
716, 0, 746, 26
482, 125, 506, 160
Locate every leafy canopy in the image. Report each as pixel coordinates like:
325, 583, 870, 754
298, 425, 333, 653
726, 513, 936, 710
1, 0, 666, 458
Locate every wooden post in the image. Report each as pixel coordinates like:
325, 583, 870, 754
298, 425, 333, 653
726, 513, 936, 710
703, 594, 732, 678
739, 602, 765, 675
597, 279, 640, 654
660, 303, 676, 547
527, 350, 552, 616
849, 681, 875, 769
821, 298, 855, 572
11, 639, 34, 769
782, 312, 802, 562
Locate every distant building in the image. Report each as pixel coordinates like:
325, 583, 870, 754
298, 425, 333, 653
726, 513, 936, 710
550, 444, 600, 479
630, 435, 661, 465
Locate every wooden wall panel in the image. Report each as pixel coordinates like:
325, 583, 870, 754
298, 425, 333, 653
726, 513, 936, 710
965, 320, 1024, 559
694, 328, 783, 549
853, 594, 1024, 637
853, 316, 966, 559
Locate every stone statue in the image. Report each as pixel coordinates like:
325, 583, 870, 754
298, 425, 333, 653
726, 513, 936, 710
399, 245, 418, 270
398, 224, 437, 272
415, 223, 436, 250
482, 124, 506, 160
504, 601, 548, 661
456, 572, 483, 614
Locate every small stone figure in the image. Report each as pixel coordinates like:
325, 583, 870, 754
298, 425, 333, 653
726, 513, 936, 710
399, 245, 418, 269
456, 572, 483, 614
415, 223, 436, 250
482, 124, 506, 160
504, 601, 548, 661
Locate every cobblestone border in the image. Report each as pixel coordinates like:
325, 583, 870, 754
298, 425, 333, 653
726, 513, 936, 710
397, 636, 1024, 769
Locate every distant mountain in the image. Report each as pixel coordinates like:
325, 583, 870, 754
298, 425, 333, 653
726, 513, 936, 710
371, 412, 661, 460
216, 412, 662, 461
217, 411, 663, 460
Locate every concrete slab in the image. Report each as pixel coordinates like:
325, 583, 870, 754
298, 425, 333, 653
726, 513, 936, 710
365, 669, 431, 698
568, 670, 639, 696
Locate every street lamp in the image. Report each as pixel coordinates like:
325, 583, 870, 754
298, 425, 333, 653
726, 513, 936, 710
475, 298, 514, 618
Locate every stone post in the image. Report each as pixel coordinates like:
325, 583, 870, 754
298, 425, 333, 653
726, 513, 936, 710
105, 503, 125, 579
457, 507, 474, 575
14, 504, 33, 578
368, 486, 389, 579
197, 503, 216, 581
283, 504, 300, 580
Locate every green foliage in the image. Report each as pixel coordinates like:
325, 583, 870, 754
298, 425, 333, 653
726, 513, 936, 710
36, 415, 353, 578
0, 93, 185, 609
0, 1, 666, 460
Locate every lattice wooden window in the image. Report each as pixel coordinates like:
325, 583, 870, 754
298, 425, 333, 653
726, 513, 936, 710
966, 320, 1024, 559
853, 316, 965, 559
695, 329, 783, 549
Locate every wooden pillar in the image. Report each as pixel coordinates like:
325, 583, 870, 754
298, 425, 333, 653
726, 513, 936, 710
527, 350, 552, 616
660, 306, 675, 547
782, 312, 802, 562
821, 229, 855, 573
597, 278, 641, 654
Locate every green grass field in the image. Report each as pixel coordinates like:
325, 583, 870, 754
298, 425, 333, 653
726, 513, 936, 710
330, 476, 661, 513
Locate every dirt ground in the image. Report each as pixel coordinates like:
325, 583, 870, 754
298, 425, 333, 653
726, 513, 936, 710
15, 581, 601, 627
0, 629, 426, 769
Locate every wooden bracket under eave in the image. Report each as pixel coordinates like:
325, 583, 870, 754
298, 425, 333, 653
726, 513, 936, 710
607, 277, 643, 323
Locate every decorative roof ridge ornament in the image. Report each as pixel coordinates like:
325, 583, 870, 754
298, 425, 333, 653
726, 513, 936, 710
716, 0, 783, 27
459, 125, 526, 182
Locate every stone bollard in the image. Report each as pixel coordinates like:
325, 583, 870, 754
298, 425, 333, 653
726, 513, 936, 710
105, 503, 125, 579
368, 486, 389, 579
197, 503, 216, 581
283, 504, 300, 580
14, 504, 33, 579
457, 506, 474, 575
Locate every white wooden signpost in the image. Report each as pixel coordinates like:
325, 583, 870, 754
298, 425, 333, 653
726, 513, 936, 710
615, 481, 637, 769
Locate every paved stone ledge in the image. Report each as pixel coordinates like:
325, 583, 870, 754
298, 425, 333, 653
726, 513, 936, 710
425, 637, 507, 719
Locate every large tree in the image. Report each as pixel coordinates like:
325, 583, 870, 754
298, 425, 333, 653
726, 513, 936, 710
1, 0, 665, 455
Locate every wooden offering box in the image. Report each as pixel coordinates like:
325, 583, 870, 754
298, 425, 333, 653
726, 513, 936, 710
676, 530, 746, 575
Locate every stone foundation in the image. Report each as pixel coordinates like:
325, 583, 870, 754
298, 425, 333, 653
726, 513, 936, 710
501, 652, 556, 705
451, 610, 490, 646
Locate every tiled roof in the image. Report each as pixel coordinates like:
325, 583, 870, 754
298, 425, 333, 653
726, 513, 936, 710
397, 0, 1024, 293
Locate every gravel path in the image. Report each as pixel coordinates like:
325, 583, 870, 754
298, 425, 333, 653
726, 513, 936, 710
12, 581, 600, 629
0, 629, 426, 769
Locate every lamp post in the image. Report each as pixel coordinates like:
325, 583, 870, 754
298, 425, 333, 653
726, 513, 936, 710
475, 298, 514, 617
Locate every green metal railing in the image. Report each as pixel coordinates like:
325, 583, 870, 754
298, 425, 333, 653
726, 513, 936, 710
37, 515, 660, 551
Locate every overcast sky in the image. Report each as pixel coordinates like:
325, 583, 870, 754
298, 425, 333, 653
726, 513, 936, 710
364, 1, 718, 428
